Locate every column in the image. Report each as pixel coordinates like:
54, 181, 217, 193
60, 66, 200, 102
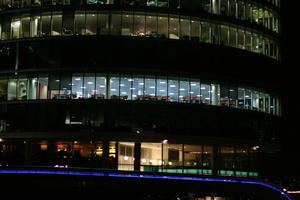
134, 142, 141, 171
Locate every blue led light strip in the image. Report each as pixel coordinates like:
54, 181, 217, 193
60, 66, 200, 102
0, 169, 292, 200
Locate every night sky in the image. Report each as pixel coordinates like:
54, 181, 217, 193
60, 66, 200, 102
277, 0, 300, 185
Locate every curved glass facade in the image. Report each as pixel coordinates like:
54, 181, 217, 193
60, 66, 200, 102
0, 139, 262, 177
0, 11, 280, 60
0, 0, 281, 22
0, 72, 281, 115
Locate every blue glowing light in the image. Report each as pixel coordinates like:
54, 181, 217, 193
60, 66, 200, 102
0, 169, 292, 200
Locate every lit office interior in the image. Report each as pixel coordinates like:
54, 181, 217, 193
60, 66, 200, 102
0, 139, 262, 177
1, 10, 279, 59
0, 73, 281, 115
0, 0, 281, 24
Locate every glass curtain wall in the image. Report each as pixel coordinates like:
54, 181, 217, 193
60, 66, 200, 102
0, 73, 280, 115
0, 11, 279, 59
118, 142, 134, 171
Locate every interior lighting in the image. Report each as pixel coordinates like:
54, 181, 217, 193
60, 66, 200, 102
11, 21, 21, 28
287, 191, 300, 194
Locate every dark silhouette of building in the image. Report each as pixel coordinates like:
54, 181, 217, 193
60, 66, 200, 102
0, 0, 292, 199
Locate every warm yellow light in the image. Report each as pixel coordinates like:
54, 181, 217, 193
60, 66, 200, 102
40, 144, 48, 150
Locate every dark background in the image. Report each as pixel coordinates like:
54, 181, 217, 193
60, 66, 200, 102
278, 0, 300, 188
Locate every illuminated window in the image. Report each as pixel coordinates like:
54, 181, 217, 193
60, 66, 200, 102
118, 142, 134, 171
